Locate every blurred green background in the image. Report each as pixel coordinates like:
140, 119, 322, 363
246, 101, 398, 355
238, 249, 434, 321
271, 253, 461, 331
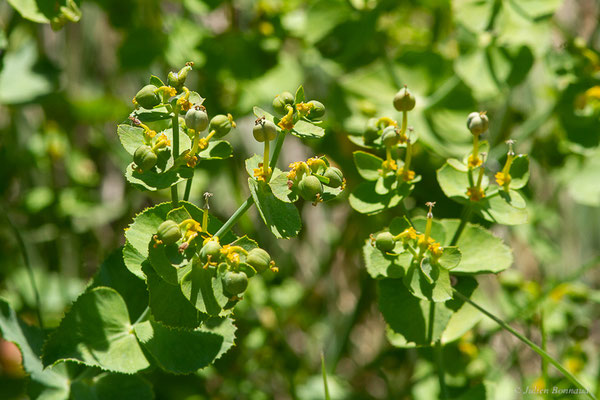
1, 0, 599, 399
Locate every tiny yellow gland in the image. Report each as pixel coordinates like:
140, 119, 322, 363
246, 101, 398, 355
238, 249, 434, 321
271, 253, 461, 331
278, 106, 295, 131
296, 102, 313, 115
429, 241, 443, 258
532, 377, 546, 392
177, 97, 192, 112
381, 159, 397, 172
458, 341, 478, 358
466, 186, 485, 202
495, 171, 511, 187
198, 138, 209, 150
565, 357, 584, 374
467, 154, 482, 168
397, 227, 417, 241
253, 165, 272, 182
398, 167, 415, 182
377, 116, 398, 128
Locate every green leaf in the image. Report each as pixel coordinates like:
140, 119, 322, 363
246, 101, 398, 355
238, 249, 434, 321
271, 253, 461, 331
122, 242, 147, 280
295, 85, 305, 104
43, 287, 150, 374
291, 120, 325, 139
436, 162, 471, 200
0, 299, 70, 399
363, 241, 411, 279
349, 181, 403, 215
477, 190, 529, 225
353, 151, 383, 181
379, 279, 453, 346
134, 318, 236, 374
70, 373, 154, 400
248, 178, 301, 239
403, 260, 453, 303
125, 164, 193, 191
149, 75, 164, 87
147, 241, 188, 285
179, 263, 230, 316
125, 202, 235, 264
245, 154, 263, 177
89, 248, 149, 322
411, 216, 447, 244
437, 247, 462, 270
380, 277, 480, 347
253, 106, 276, 123
508, 154, 529, 189
269, 171, 297, 203
196, 140, 233, 160
143, 265, 203, 329
0, 38, 54, 104
440, 220, 513, 274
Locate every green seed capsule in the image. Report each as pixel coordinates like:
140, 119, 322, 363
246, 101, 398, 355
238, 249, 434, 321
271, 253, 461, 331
323, 167, 343, 188
157, 220, 182, 245
393, 87, 416, 112
375, 232, 395, 252
363, 118, 380, 144
466, 112, 489, 135
133, 145, 158, 172
135, 85, 161, 109
209, 114, 233, 138
381, 126, 399, 147
222, 270, 248, 296
246, 248, 271, 273
253, 119, 278, 142
298, 175, 323, 201
272, 91, 295, 115
185, 106, 209, 132
307, 100, 325, 120
200, 240, 222, 263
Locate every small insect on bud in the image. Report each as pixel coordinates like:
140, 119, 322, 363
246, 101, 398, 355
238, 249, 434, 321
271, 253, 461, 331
253, 117, 278, 142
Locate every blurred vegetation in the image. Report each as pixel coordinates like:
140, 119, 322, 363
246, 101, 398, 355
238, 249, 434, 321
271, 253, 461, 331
1, 0, 599, 399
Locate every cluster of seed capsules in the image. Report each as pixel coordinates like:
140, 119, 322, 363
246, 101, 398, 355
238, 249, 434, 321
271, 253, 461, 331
130, 63, 235, 172
286, 157, 344, 204
153, 218, 274, 299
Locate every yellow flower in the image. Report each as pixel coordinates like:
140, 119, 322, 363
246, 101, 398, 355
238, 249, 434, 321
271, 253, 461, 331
253, 165, 272, 182
397, 227, 417, 242
296, 102, 313, 115
381, 159, 397, 172
278, 106, 295, 131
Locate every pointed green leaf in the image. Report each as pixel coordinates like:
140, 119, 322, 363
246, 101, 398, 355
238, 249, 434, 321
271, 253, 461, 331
349, 181, 403, 215
403, 260, 453, 303
43, 288, 150, 374
295, 85, 305, 103
149, 75, 164, 87
134, 318, 236, 374
477, 190, 528, 225
269, 171, 296, 203
248, 178, 301, 239
508, 154, 529, 189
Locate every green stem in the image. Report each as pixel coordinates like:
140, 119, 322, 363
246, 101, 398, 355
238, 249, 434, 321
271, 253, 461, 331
453, 289, 596, 400
541, 308, 549, 386
427, 301, 435, 344
183, 174, 193, 201
213, 130, 288, 239
171, 112, 180, 207
263, 139, 270, 177
450, 206, 471, 246
2, 207, 44, 331
435, 340, 448, 400
321, 352, 331, 400
133, 306, 150, 326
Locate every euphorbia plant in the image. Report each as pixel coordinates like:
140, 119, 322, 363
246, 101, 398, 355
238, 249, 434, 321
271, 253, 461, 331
352, 88, 595, 399
0, 65, 345, 398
